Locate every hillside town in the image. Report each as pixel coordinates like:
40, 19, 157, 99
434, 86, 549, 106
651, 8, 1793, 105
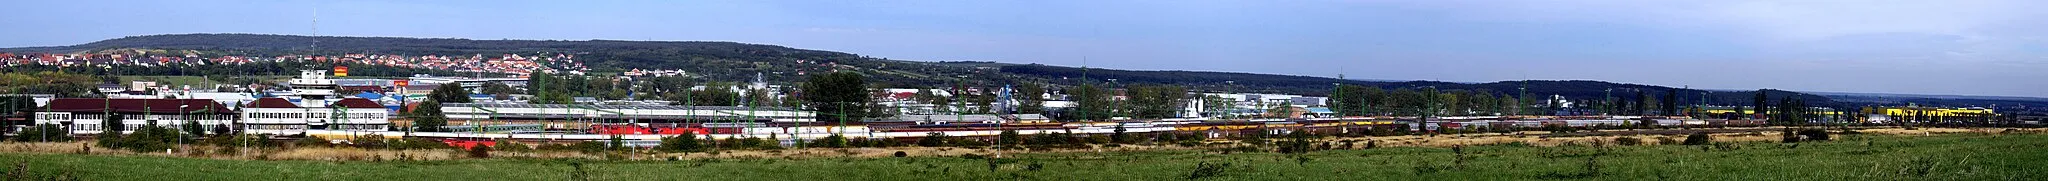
0, 51, 591, 76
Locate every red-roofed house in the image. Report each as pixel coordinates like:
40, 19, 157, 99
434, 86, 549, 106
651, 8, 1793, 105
33, 98, 236, 135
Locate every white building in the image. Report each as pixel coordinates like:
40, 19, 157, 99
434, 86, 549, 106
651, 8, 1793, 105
31, 99, 237, 135
240, 97, 391, 136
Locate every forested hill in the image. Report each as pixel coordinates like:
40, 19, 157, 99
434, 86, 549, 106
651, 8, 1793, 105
999, 63, 1835, 106
4, 33, 1883, 107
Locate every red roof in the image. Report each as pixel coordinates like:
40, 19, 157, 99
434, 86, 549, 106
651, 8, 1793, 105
245, 98, 299, 108
330, 98, 384, 108
46, 98, 233, 114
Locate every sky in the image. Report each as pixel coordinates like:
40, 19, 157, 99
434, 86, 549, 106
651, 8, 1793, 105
2, 0, 2045, 97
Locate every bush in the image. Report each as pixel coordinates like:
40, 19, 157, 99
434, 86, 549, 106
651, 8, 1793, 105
892, 151, 907, 157
1655, 137, 1680, 145
571, 141, 609, 153
1186, 161, 1232, 179
1277, 131, 1316, 154
387, 138, 452, 150
997, 131, 1022, 147
468, 144, 491, 158
918, 132, 949, 147
1682, 132, 1712, 145
1613, 137, 1643, 146
816, 134, 849, 148
1780, 129, 1803, 143
293, 138, 331, 148
656, 134, 705, 152
109, 125, 187, 152
950, 138, 990, 148
350, 135, 389, 149
13, 123, 73, 142
1797, 129, 1831, 141
494, 140, 533, 152
728, 137, 778, 150
207, 134, 274, 148
180, 121, 207, 137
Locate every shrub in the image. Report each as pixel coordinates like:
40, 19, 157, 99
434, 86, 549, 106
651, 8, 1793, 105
1780, 129, 1803, 143
570, 141, 609, 153
350, 135, 388, 149
13, 123, 73, 142
818, 134, 849, 148
996, 131, 1022, 147
1186, 161, 1232, 179
1656, 137, 1680, 145
1682, 132, 1712, 145
180, 121, 207, 137
387, 138, 452, 150
1277, 131, 1316, 154
918, 132, 949, 147
494, 140, 533, 152
656, 134, 704, 153
1613, 137, 1643, 146
468, 144, 491, 158
209, 134, 275, 148
892, 151, 908, 157
1797, 129, 1831, 141
293, 138, 331, 148
109, 125, 187, 152
950, 138, 990, 148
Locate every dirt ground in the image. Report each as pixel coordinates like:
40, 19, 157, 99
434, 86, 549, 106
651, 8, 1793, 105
4, 127, 2042, 161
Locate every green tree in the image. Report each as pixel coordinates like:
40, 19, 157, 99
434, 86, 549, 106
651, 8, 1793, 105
690, 82, 739, 106
1328, 85, 1370, 117
411, 100, 447, 132
1661, 89, 1679, 116
1752, 90, 1769, 119
479, 82, 518, 98
103, 114, 126, 134
1015, 83, 1046, 114
1066, 84, 1112, 121
181, 121, 207, 137
801, 72, 872, 123
1124, 85, 1187, 119
997, 130, 1022, 147
430, 83, 473, 103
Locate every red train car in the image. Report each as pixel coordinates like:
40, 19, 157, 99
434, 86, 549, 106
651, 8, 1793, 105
441, 139, 498, 150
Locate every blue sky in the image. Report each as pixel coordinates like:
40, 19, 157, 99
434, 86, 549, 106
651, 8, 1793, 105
3, 0, 2045, 97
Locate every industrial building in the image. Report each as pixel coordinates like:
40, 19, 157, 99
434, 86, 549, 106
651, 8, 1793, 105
240, 97, 391, 135
31, 98, 237, 135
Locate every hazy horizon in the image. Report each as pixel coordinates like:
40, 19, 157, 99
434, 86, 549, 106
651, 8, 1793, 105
3, 0, 2044, 98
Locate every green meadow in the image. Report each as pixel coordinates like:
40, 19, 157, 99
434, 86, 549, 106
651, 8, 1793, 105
0, 134, 2040, 180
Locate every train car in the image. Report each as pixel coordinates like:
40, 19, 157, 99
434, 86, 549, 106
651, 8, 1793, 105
441, 138, 498, 150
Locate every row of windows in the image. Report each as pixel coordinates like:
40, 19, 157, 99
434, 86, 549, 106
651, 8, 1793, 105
37, 114, 232, 121
246, 125, 308, 130
248, 112, 331, 119
63, 124, 229, 133
331, 125, 388, 131
249, 112, 306, 119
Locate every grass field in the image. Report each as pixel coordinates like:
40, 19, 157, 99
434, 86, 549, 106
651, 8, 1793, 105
0, 133, 2042, 180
